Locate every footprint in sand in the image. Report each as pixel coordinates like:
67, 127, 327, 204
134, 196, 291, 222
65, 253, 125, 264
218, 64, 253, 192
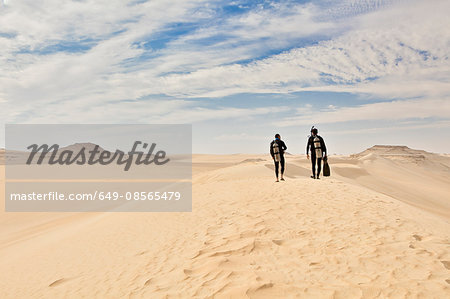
183, 269, 193, 276
272, 239, 284, 246
412, 234, 422, 241
49, 278, 69, 287
441, 261, 450, 270
246, 282, 274, 296
144, 278, 153, 286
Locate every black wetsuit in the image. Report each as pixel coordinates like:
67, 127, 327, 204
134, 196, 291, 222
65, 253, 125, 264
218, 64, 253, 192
270, 139, 287, 178
306, 135, 327, 178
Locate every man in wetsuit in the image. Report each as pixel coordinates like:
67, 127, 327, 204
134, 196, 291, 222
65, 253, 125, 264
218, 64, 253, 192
270, 134, 287, 182
306, 127, 327, 179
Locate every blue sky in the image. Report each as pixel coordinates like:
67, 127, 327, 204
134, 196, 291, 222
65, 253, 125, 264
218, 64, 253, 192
0, 0, 449, 154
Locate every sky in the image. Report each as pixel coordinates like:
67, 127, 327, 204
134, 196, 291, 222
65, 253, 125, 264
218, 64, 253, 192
0, 0, 449, 154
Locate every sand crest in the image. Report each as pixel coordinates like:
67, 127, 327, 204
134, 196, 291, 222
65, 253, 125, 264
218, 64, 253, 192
0, 149, 449, 298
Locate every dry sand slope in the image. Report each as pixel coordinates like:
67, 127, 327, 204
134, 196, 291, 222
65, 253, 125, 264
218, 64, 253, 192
0, 149, 449, 298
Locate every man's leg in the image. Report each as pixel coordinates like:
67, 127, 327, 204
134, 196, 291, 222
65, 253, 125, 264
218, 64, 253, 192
274, 161, 279, 180
311, 155, 316, 178
280, 156, 285, 180
317, 158, 322, 178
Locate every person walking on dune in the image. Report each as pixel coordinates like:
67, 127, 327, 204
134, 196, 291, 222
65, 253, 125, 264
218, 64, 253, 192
307, 126, 327, 179
270, 134, 287, 182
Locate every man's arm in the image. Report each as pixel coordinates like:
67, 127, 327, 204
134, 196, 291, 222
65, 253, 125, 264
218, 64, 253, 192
320, 137, 327, 156
270, 141, 274, 158
306, 137, 311, 155
282, 141, 287, 151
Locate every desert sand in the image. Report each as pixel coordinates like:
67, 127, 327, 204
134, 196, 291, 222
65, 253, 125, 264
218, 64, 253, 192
0, 146, 449, 298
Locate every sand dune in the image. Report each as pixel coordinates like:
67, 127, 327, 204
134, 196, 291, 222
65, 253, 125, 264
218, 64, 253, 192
335, 146, 450, 219
0, 147, 449, 298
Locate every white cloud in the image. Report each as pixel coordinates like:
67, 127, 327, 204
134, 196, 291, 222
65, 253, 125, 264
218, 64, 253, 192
0, 0, 347, 124
151, 0, 449, 99
0, 0, 448, 147
325, 120, 450, 136
213, 133, 263, 141
3, 93, 290, 124
0, 0, 212, 117
276, 97, 450, 127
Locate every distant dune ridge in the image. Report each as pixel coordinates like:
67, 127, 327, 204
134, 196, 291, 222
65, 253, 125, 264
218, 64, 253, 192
0, 146, 449, 297
352, 145, 448, 166
1, 142, 108, 165
340, 145, 450, 218
58, 142, 107, 153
